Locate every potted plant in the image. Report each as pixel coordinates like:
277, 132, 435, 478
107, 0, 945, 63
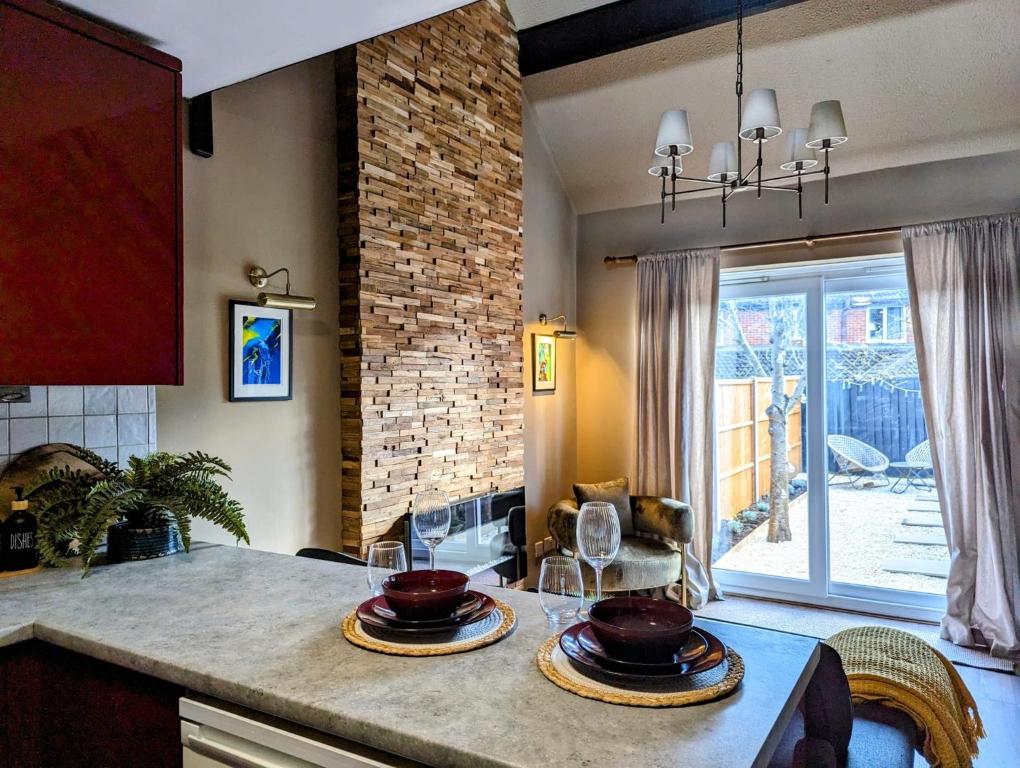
25, 446, 249, 575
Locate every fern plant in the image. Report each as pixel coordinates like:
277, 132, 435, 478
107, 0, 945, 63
24, 446, 249, 575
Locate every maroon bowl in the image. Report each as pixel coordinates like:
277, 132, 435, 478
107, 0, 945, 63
381, 569, 470, 620
587, 596, 694, 662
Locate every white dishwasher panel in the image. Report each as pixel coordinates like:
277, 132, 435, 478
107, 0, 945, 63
180, 698, 405, 768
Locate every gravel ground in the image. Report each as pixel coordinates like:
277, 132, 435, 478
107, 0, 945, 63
713, 485, 949, 594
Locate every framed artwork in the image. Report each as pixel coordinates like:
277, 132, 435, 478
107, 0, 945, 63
229, 300, 293, 401
532, 333, 557, 393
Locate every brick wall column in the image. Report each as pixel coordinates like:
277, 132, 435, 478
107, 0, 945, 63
337, 0, 524, 555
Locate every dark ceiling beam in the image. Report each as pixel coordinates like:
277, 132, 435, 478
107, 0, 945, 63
518, 0, 810, 76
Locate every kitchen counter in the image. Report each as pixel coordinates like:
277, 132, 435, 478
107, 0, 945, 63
0, 545, 818, 768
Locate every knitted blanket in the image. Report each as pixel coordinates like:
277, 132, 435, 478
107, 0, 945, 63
827, 626, 984, 767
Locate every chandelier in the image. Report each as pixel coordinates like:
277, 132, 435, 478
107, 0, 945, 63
647, 0, 848, 226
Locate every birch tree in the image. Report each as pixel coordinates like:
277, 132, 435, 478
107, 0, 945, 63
722, 299, 805, 543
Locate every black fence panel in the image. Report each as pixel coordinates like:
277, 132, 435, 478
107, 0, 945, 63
825, 379, 927, 468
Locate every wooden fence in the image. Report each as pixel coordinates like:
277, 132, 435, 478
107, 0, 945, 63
716, 377, 803, 521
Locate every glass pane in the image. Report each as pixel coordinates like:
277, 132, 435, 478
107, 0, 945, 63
825, 284, 946, 594
713, 293, 809, 580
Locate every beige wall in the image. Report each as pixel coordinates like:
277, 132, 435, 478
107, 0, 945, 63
522, 101, 578, 559
575, 150, 1020, 487
158, 56, 341, 555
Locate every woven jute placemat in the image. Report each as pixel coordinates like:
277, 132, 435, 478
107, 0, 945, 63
536, 634, 744, 707
342, 598, 517, 657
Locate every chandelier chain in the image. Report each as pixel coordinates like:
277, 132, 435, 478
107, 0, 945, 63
735, 0, 743, 97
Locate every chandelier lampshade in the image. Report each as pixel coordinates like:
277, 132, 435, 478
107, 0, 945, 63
707, 142, 739, 181
648, 154, 677, 177
806, 100, 848, 148
654, 109, 694, 156
780, 128, 817, 170
738, 88, 781, 141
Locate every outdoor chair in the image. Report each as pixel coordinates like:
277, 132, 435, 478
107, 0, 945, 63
827, 435, 890, 488
889, 440, 934, 494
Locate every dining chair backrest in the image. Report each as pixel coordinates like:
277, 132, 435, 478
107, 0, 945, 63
295, 547, 367, 567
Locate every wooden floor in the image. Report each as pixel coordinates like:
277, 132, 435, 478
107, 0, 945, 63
919, 664, 1020, 768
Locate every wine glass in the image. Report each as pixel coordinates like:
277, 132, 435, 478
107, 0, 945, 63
576, 502, 621, 605
412, 489, 452, 570
538, 556, 584, 626
366, 541, 407, 596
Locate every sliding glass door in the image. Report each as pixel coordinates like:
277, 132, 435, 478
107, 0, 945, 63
711, 258, 945, 620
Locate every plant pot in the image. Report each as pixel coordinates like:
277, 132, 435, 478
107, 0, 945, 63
106, 521, 183, 563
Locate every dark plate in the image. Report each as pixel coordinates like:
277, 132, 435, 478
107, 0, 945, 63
577, 624, 711, 674
372, 592, 481, 625
559, 623, 726, 684
356, 591, 496, 634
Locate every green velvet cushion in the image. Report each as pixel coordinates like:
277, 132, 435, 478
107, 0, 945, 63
573, 477, 635, 535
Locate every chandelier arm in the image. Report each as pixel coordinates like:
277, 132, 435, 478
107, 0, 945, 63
666, 183, 735, 198
739, 163, 758, 185
766, 169, 826, 183
727, 182, 799, 194
668, 174, 732, 187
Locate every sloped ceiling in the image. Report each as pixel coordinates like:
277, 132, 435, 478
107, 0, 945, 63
57, 0, 472, 96
522, 0, 1020, 214
506, 0, 618, 30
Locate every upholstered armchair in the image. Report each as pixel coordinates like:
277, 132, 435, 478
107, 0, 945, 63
547, 492, 693, 604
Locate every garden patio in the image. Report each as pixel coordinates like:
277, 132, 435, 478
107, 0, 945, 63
713, 483, 949, 595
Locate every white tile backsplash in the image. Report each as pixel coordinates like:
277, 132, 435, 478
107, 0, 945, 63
84, 385, 118, 415
119, 444, 149, 470
0, 385, 157, 472
118, 386, 148, 414
92, 446, 119, 464
49, 416, 84, 445
84, 414, 118, 448
48, 386, 84, 416
9, 417, 48, 453
118, 413, 148, 446
8, 386, 48, 418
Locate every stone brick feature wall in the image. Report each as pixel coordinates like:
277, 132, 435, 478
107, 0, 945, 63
337, 0, 524, 555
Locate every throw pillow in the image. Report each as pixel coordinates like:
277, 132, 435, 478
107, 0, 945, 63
573, 477, 634, 536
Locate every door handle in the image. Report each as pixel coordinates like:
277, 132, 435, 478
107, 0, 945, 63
186, 733, 280, 768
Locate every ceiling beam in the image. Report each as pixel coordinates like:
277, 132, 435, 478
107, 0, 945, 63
518, 0, 810, 76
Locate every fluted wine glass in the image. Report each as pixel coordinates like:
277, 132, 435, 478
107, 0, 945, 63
576, 502, 621, 605
412, 489, 452, 570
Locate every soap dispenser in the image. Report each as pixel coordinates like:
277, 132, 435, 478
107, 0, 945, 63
3, 486, 38, 571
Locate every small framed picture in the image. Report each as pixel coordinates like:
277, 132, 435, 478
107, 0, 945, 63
532, 333, 557, 393
229, 301, 292, 402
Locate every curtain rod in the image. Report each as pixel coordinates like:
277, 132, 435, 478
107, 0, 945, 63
602, 226, 901, 265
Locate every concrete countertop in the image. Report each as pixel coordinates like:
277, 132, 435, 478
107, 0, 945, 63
0, 545, 818, 768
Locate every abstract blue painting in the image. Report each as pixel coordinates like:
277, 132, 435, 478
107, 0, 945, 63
242, 315, 282, 385
230, 301, 292, 401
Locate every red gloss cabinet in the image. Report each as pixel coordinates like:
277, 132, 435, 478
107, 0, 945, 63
0, 0, 183, 384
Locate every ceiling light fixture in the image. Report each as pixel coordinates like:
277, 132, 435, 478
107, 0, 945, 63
247, 265, 317, 310
648, 0, 848, 226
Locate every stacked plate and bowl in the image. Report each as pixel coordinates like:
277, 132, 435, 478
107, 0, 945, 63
355, 569, 496, 636
559, 596, 727, 687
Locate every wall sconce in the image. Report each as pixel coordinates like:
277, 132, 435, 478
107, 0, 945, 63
539, 313, 577, 340
247, 266, 317, 310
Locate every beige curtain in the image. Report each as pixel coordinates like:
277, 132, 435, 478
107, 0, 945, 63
636, 248, 721, 608
902, 213, 1020, 655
